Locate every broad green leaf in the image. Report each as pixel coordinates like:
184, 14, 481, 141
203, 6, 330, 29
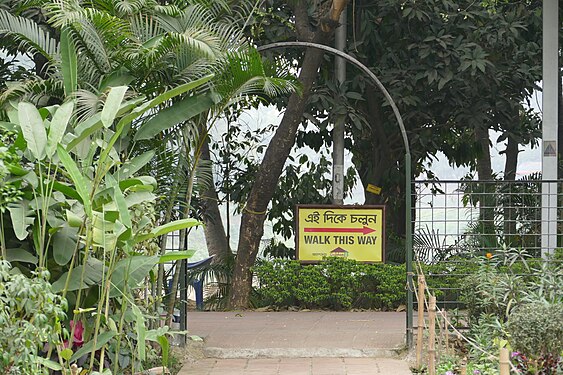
115, 151, 155, 180
0, 121, 18, 132
97, 74, 214, 167
106, 173, 132, 228
134, 218, 201, 244
134, 94, 214, 141
23, 170, 38, 188
107, 317, 118, 333
101, 86, 128, 128
5, 248, 38, 264
60, 28, 77, 96
131, 304, 146, 361
109, 255, 159, 298
99, 67, 135, 91
7, 200, 34, 240
66, 96, 145, 151
70, 331, 116, 362
66, 209, 84, 227
91, 215, 118, 250
52, 257, 105, 292
124, 191, 156, 208
157, 335, 169, 366
37, 357, 63, 371
47, 100, 74, 157
57, 145, 92, 218
6, 164, 28, 176
60, 348, 73, 361
158, 250, 196, 264
53, 224, 78, 265
144, 326, 169, 341
52, 181, 81, 201
18, 102, 47, 160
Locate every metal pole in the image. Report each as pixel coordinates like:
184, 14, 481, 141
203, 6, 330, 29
333, 8, 347, 205
541, 0, 558, 258
406, 153, 413, 347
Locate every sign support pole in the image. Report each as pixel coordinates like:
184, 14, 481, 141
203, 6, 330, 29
541, 0, 558, 258
333, 8, 347, 205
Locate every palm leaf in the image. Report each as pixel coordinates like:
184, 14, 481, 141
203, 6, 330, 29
0, 8, 60, 60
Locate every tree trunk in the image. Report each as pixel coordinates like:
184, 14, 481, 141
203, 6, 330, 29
200, 135, 232, 263
503, 132, 519, 245
475, 125, 493, 181
228, 1, 349, 309
474, 124, 495, 247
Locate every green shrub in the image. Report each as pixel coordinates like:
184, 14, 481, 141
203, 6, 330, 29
461, 249, 562, 322
0, 261, 67, 374
294, 265, 331, 308
253, 258, 406, 310
356, 263, 406, 310
507, 303, 563, 359
323, 257, 362, 309
253, 259, 300, 305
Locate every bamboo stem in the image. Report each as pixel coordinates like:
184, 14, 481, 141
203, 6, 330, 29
500, 347, 510, 375
444, 309, 449, 354
416, 274, 425, 368
428, 295, 436, 375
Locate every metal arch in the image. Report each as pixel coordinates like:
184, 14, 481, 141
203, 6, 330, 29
256, 41, 414, 347
257, 41, 410, 154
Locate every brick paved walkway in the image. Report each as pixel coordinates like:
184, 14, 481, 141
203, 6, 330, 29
178, 311, 413, 374
179, 357, 412, 375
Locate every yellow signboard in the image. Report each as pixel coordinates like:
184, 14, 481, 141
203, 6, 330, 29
296, 205, 385, 263
366, 184, 382, 195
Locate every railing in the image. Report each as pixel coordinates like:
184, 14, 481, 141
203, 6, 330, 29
413, 179, 563, 307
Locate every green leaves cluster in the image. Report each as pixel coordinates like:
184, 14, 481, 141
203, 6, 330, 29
0, 261, 67, 374
0, 83, 202, 372
458, 248, 563, 372
253, 257, 406, 310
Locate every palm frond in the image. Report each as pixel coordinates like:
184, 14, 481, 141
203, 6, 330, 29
74, 88, 103, 120
0, 8, 60, 60
45, 0, 102, 29
0, 77, 64, 106
213, 48, 299, 110
195, 157, 214, 196
129, 13, 164, 44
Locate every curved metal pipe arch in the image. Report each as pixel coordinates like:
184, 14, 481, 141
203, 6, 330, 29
256, 41, 414, 347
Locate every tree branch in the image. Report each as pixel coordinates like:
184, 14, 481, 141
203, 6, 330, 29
292, 1, 314, 42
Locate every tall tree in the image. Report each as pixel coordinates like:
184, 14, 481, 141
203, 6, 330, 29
229, 0, 349, 308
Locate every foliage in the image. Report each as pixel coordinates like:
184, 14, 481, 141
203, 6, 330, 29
253, 257, 406, 310
455, 248, 563, 374
461, 248, 562, 322
507, 304, 563, 371
254, 258, 301, 306
250, 0, 542, 240
0, 261, 67, 374
0, 90, 200, 373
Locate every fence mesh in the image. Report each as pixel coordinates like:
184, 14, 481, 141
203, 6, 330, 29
412, 179, 563, 309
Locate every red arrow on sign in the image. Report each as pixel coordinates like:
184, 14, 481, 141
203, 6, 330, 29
304, 226, 375, 235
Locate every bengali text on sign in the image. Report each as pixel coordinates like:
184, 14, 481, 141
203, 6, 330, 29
296, 205, 385, 263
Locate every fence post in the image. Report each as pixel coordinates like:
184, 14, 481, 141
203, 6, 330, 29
416, 274, 425, 368
428, 295, 436, 375
500, 347, 510, 375
443, 309, 449, 354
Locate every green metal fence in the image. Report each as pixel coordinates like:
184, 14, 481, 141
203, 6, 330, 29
412, 179, 563, 310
